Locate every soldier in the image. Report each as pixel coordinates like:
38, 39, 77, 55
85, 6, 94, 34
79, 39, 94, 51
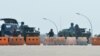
48, 29, 54, 37
19, 22, 26, 40
20, 22, 24, 29
19, 22, 25, 36
75, 24, 82, 39
68, 23, 75, 36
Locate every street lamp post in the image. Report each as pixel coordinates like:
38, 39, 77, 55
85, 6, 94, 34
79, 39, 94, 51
76, 13, 93, 36
43, 18, 59, 34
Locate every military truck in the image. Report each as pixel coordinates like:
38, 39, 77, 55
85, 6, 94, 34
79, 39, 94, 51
0, 18, 40, 38
58, 23, 91, 39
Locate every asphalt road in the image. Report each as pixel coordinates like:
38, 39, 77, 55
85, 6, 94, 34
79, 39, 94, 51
0, 45, 100, 56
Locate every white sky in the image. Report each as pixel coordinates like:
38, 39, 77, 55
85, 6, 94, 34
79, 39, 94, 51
0, 0, 100, 35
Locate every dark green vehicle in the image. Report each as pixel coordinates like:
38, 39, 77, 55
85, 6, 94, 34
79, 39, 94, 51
58, 23, 91, 44
0, 18, 40, 39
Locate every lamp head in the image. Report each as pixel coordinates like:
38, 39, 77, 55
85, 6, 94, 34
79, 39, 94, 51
76, 13, 80, 15
43, 18, 47, 20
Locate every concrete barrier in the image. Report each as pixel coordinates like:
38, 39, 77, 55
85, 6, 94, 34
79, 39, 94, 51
55, 37, 65, 45
77, 37, 88, 45
91, 37, 100, 45
43, 37, 55, 45
66, 37, 77, 45
9, 36, 24, 45
26, 36, 40, 45
0, 37, 9, 45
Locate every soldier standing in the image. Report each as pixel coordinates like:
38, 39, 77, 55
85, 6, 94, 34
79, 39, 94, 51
48, 29, 54, 37
75, 24, 82, 39
69, 23, 75, 36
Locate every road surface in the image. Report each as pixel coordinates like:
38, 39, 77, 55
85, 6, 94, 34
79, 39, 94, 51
0, 45, 100, 56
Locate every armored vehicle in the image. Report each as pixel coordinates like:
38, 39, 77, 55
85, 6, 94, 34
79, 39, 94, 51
58, 23, 91, 39
0, 18, 40, 37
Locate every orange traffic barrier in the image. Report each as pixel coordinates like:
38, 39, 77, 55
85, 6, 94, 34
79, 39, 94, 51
9, 36, 24, 45
91, 37, 100, 45
43, 37, 55, 45
66, 37, 77, 45
55, 37, 65, 45
0, 37, 9, 45
26, 36, 40, 45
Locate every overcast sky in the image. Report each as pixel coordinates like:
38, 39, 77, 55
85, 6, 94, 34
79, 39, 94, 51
0, 0, 99, 35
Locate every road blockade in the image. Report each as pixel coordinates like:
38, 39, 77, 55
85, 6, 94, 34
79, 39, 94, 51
26, 36, 40, 45
55, 37, 65, 45
9, 36, 24, 45
43, 37, 55, 45
77, 37, 88, 45
66, 37, 77, 45
0, 36, 9, 45
91, 37, 100, 45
